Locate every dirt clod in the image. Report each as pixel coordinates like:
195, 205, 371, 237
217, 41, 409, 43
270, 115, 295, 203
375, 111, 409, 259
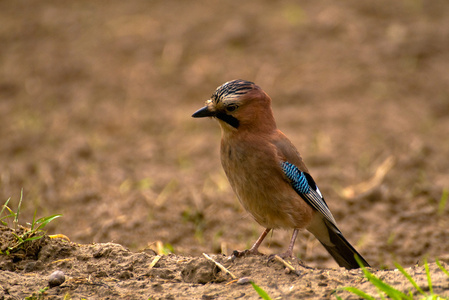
181, 259, 216, 284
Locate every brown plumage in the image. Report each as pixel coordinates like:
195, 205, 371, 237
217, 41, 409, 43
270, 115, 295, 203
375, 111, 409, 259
192, 79, 370, 269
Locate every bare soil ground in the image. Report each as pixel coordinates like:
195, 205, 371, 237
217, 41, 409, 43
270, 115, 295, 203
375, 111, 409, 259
1, 225, 448, 299
1, 0, 449, 299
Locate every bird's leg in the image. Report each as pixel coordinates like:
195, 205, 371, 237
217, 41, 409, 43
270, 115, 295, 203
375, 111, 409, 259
268, 229, 299, 262
232, 228, 271, 258
282, 228, 299, 258
248, 228, 271, 254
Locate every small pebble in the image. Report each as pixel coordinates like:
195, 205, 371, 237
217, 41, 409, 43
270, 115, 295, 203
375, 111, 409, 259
48, 270, 65, 288
237, 277, 252, 285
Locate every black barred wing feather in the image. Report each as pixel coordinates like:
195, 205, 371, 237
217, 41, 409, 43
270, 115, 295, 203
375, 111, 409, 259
281, 161, 338, 227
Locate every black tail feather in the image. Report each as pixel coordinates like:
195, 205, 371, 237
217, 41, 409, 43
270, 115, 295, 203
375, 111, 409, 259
319, 225, 370, 270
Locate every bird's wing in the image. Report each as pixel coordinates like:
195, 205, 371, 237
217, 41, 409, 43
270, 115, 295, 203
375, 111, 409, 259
280, 161, 338, 227
272, 130, 338, 227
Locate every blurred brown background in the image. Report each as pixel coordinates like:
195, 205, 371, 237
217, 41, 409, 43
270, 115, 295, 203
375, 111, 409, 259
1, 0, 448, 268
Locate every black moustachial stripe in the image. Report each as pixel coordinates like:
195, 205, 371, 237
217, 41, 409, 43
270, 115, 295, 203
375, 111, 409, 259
216, 112, 240, 129
212, 80, 254, 104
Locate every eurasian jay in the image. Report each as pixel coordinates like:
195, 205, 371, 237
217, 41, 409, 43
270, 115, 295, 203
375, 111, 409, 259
192, 79, 370, 269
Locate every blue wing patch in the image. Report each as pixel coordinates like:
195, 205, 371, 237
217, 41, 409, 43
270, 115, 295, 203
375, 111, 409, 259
281, 161, 309, 194
280, 161, 337, 226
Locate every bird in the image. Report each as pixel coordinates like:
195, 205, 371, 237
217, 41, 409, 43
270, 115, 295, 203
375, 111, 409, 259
192, 79, 370, 269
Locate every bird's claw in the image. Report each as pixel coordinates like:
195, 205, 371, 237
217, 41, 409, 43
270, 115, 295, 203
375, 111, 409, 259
231, 250, 248, 258
230, 249, 263, 261
266, 254, 279, 266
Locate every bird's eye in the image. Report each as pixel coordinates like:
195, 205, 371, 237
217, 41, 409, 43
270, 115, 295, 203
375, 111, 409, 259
226, 104, 239, 112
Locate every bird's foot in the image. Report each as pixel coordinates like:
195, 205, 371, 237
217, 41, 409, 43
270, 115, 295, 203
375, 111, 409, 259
230, 249, 263, 259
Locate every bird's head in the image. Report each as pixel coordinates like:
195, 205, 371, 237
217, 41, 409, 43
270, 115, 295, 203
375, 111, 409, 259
192, 79, 276, 133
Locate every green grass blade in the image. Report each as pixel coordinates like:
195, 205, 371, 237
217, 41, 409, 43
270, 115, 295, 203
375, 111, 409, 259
23, 235, 44, 242
11, 232, 24, 243
34, 214, 62, 231
424, 259, 433, 295
342, 287, 376, 300
367, 274, 411, 300
0, 197, 11, 216
438, 188, 448, 216
358, 259, 411, 300
2, 206, 16, 218
30, 210, 37, 231
14, 189, 24, 230
250, 282, 272, 300
435, 259, 449, 277
0, 212, 16, 223
394, 262, 426, 295
0, 198, 14, 225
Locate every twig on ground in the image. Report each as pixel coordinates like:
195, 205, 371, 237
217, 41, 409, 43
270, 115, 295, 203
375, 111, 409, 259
272, 255, 301, 275
202, 253, 236, 279
149, 255, 162, 269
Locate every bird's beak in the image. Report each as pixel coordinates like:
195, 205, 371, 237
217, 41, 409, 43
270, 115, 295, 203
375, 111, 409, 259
192, 105, 216, 118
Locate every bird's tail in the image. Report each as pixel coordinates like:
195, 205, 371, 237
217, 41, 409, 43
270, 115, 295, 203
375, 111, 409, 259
309, 218, 370, 270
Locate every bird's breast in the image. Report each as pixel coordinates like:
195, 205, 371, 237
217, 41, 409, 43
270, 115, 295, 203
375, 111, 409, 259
220, 138, 313, 229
